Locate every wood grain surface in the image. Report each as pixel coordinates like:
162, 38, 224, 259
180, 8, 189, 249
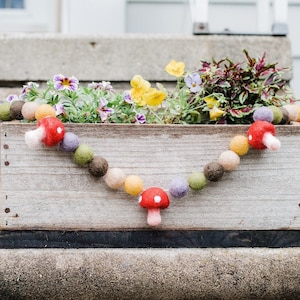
1, 123, 300, 231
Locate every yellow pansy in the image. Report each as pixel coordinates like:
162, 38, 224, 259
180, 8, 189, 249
165, 60, 185, 77
204, 96, 218, 109
130, 75, 151, 105
142, 88, 167, 106
209, 107, 225, 121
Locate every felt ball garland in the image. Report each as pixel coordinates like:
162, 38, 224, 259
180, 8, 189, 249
2, 100, 293, 226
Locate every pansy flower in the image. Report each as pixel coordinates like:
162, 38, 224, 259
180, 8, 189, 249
123, 90, 134, 104
53, 74, 79, 91
135, 113, 146, 124
165, 60, 185, 77
184, 73, 202, 93
96, 97, 114, 122
142, 88, 167, 107
6, 94, 18, 102
20, 82, 39, 99
53, 103, 66, 116
130, 75, 151, 105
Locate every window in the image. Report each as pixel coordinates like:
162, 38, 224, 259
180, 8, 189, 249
0, 0, 24, 9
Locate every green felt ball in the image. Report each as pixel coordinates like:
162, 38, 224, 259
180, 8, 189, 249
188, 172, 207, 191
73, 144, 94, 165
0, 102, 12, 121
269, 106, 283, 124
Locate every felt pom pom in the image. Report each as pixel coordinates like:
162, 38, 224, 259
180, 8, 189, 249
73, 144, 94, 165
282, 104, 298, 122
279, 107, 289, 124
188, 172, 207, 191
124, 175, 144, 196
88, 156, 109, 177
35, 104, 56, 121
218, 150, 240, 171
21, 102, 40, 121
59, 132, 80, 152
38, 116, 65, 147
169, 177, 189, 198
204, 162, 224, 182
229, 135, 249, 156
253, 106, 273, 123
10, 100, 25, 120
104, 168, 126, 189
247, 120, 280, 151
269, 106, 283, 124
0, 102, 12, 121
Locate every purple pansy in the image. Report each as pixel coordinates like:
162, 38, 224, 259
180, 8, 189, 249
123, 90, 133, 104
6, 94, 18, 102
96, 97, 114, 122
135, 113, 146, 124
184, 73, 202, 93
20, 82, 39, 99
88, 81, 113, 91
53, 74, 79, 91
53, 103, 66, 116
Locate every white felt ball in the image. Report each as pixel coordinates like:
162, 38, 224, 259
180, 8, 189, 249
282, 104, 298, 122
218, 150, 240, 171
104, 168, 126, 189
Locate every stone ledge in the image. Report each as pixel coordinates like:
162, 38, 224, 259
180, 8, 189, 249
0, 248, 299, 299
0, 33, 293, 82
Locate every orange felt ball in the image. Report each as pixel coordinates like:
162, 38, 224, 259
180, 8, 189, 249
35, 104, 56, 121
124, 175, 144, 196
229, 135, 249, 156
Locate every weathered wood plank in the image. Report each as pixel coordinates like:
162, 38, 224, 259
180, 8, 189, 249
1, 123, 300, 230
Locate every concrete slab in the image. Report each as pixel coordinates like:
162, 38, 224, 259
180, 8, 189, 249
0, 248, 299, 299
0, 33, 293, 82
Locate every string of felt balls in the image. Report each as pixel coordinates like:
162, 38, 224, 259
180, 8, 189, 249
3, 100, 300, 226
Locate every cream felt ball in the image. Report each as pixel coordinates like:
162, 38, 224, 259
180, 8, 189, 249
35, 104, 56, 121
21, 101, 40, 121
104, 168, 126, 189
124, 175, 144, 196
88, 156, 109, 177
279, 107, 289, 124
219, 150, 240, 171
169, 177, 189, 198
188, 172, 207, 191
229, 135, 249, 156
282, 104, 298, 122
73, 144, 94, 165
59, 132, 80, 152
0, 102, 12, 121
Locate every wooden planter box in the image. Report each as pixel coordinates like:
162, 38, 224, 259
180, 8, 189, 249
1, 122, 299, 231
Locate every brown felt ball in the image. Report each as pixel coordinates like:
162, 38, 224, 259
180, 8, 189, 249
204, 162, 224, 182
279, 107, 289, 124
10, 100, 25, 120
88, 156, 109, 177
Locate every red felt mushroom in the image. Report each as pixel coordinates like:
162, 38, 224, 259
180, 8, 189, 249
25, 116, 65, 148
247, 120, 280, 151
139, 187, 170, 226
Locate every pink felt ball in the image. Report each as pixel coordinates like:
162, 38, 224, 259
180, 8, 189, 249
282, 104, 298, 122
21, 102, 40, 121
218, 150, 240, 171
59, 132, 80, 152
104, 168, 126, 189
169, 177, 189, 199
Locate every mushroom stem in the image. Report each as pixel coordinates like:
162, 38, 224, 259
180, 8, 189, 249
262, 132, 281, 151
24, 126, 45, 149
147, 208, 161, 226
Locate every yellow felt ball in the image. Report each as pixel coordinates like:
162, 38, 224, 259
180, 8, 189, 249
229, 135, 249, 156
124, 175, 144, 196
104, 168, 126, 189
35, 104, 56, 121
